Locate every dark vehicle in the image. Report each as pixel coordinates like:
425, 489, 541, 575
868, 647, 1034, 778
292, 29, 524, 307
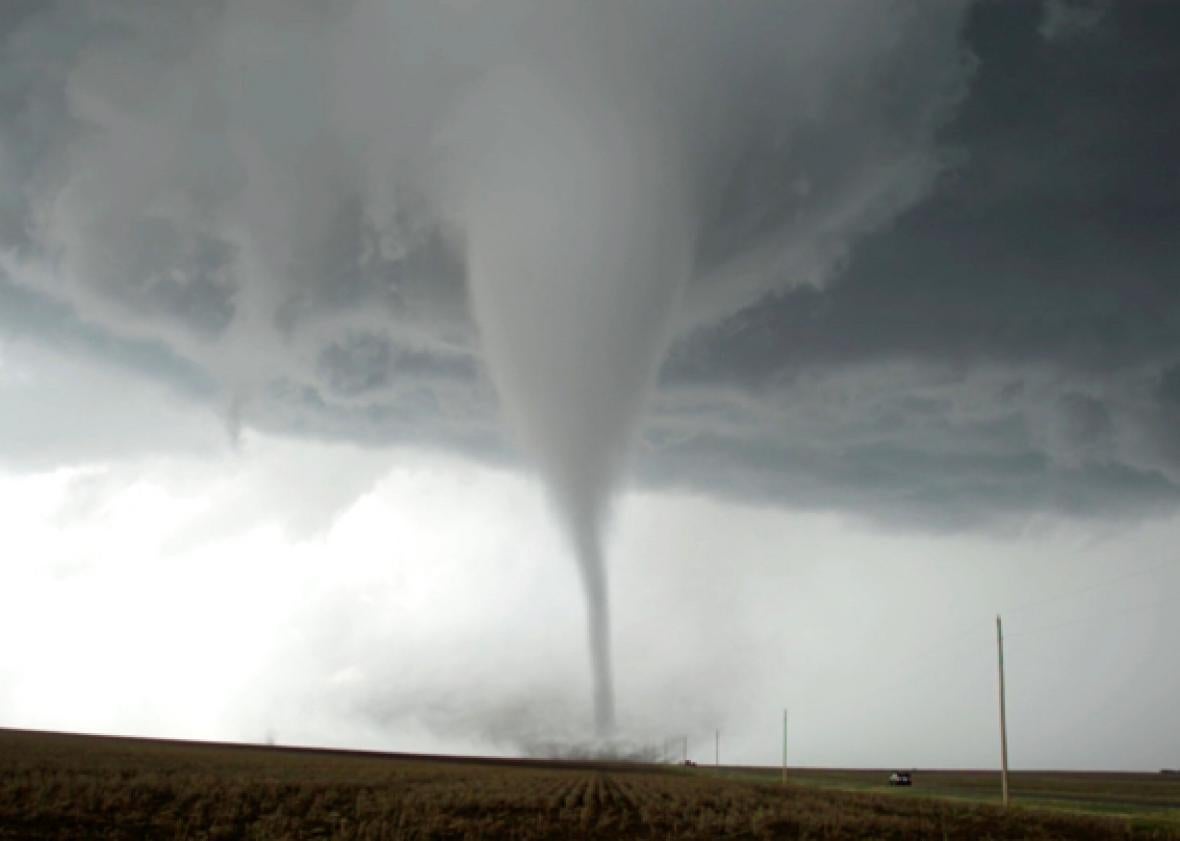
888, 771, 913, 786
682, 759, 697, 768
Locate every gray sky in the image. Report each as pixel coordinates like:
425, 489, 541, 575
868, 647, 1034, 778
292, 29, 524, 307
1, 0, 1178, 770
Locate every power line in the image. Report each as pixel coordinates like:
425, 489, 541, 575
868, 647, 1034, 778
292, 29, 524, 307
1000, 556, 1176, 618
789, 625, 993, 714
780, 556, 1174, 673
1004, 595, 1172, 640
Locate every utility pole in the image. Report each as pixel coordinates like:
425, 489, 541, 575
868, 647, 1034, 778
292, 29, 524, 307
715, 729, 720, 767
683, 735, 688, 765
996, 614, 1010, 807
782, 708, 789, 784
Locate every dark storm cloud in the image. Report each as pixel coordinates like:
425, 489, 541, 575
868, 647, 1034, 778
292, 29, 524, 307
1056, 392, 1113, 454
87, 222, 238, 338
633, 380, 1180, 524
0, 272, 215, 399
667, 2, 1180, 381
1039, 0, 1111, 42
647, 1, 1180, 524
318, 334, 476, 399
1159, 366, 1180, 408
2, 0, 1177, 527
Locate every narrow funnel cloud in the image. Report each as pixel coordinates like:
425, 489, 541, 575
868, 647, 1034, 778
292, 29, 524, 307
453, 66, 693, 732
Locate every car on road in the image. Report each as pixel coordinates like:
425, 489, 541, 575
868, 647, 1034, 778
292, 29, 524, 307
888, 771, 913, 786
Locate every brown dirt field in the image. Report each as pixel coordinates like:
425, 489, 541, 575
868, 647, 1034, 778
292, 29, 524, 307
1, 728, 1177, 839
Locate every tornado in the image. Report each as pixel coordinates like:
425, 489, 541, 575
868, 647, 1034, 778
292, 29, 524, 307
454, 66, 693, 732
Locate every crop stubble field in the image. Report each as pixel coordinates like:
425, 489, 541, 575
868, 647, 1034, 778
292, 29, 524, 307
1, 729, 1178, 839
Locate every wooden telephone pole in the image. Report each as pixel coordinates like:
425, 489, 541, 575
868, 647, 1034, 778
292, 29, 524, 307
996, 615, 1010, 807
782, 708, 789, 784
